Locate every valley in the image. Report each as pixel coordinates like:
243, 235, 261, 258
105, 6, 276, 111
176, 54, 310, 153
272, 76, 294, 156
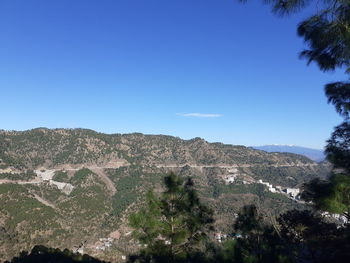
0, 128, 331, 262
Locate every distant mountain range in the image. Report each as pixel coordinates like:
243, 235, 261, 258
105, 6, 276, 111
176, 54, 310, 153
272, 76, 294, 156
252, 145, 326, 162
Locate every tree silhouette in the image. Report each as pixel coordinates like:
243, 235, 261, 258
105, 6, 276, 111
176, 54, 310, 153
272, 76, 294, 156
4, 245, 108, 263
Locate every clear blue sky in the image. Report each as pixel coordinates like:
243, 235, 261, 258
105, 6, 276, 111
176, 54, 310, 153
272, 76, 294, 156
0, 0, 345, 149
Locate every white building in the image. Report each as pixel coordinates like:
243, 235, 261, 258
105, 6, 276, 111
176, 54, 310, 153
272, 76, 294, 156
284, 188, 300, 198
224, 174, 236, 184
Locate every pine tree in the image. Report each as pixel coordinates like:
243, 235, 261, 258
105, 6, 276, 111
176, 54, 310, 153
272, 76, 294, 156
128, 172, 214, 263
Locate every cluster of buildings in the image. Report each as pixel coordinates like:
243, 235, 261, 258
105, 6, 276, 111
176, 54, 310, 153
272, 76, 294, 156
224, 174, 236, 184
222, 169, 301, 201
321, 211, 349, 225
95, 237, 114, 251
258, 179, 277, 193
223, 168, 238, 184
222, 168, 301, 201
257, 180, 300, 198
257, 179, 300, 199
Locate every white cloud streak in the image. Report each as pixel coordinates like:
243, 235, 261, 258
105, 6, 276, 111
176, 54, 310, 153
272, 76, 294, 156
178, 113, 222, 118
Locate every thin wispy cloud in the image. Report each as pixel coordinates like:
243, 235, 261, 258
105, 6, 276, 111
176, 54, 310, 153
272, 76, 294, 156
178, 113, 222, 118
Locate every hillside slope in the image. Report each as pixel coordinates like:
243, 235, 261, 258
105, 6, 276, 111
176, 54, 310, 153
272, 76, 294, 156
0, 129, 331, 262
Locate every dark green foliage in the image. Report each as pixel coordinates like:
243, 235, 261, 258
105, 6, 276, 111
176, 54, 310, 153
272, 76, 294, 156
266, 0, 312, 16
4, 245, 108, 263
0, 170, 36, 181
128, 173, 214, 263
326, 121, 350, 171
70, 168, 93, 184
211, 183, 264, 197
110, 166, 144, 216
53, 171, 70, 182
302, 173, 350, 214
240, 0, 311, 15
219, 206, 350, 263
297, 10, 350, 72
227, 205, 292, 263
234, 205, 264, 235
278, 210, 350, 263
0, 184, 56, 228
112, 181, 139, 216
315, 82, 349, 215
324, 76, 350, 174
325, 82, 350, 119
128, 204, 349, 263
297, 0, 350, 218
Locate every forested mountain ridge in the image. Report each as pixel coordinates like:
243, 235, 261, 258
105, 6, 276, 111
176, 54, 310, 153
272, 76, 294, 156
0, 128, 331, 262
0, 128, 318, 168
